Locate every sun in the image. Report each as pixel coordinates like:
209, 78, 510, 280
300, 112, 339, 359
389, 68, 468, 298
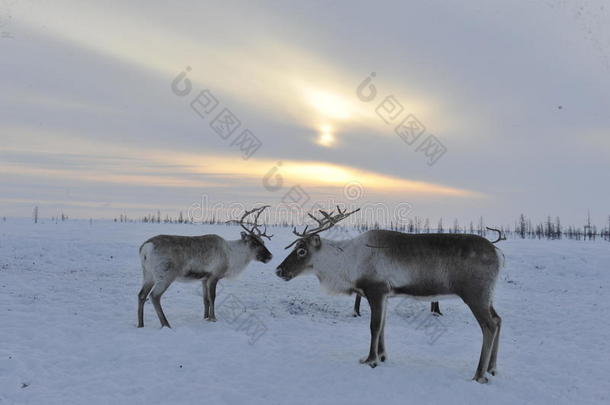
316, 125, 336, 147
305, 89, 352, 120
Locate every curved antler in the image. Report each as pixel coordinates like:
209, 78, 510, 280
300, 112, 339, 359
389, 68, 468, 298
227, 206, 273, 241
250, 205, 273, 240
285, 206, 360, 249
486, 227, 506, 244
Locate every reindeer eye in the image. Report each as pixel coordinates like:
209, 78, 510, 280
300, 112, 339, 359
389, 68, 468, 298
296, 248, 307, 257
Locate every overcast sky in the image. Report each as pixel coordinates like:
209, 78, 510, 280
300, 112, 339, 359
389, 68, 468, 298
1, 0, 609, 227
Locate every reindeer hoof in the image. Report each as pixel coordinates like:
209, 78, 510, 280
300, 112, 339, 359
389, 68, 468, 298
206, 317, 217, 322
352, 311, 361, 317
360, 357, 378, 368
473, 376, 488, 384
488, 369, 497, 376
379, 353, 387, 362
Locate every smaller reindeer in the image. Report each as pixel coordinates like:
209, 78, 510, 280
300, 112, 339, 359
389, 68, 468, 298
137, 206, 273, 328
352, 228, 505, 317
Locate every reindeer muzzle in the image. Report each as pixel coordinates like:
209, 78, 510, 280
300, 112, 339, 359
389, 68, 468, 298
275, 266, 291, 281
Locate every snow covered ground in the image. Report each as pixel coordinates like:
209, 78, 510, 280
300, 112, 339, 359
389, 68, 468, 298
1, 218, 609, 405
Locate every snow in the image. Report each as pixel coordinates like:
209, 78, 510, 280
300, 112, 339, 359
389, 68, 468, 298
1, 219, 609, 404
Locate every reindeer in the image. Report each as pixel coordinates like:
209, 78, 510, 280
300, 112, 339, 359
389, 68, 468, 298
276, 208, 503, 383
137, 206, 273, 328
352, 227, 506, 318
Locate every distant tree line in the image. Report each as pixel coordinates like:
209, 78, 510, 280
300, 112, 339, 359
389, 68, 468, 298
130, 210, 188, 224
31, 205, 610, 242
30, 206, 70, 223
128, 210, 610, 242
351, 213, 610, 242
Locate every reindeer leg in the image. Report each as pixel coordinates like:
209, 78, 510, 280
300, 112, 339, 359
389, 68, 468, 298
137, 280, 154, 328
465, 297, 498, 383
431, 301, 442, 316
359, 285, 388, 368
487, 305, 502, 376
150, 275, 175, 328
353, 295, 362, 317
203, 279, 210, 319
205, 278, 219, 322
378, 296, 388, 362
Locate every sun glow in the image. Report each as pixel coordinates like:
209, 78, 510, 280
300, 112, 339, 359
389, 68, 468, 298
316, 125, 336, 147
305, 89, 352, 120
4, 129, 481, 199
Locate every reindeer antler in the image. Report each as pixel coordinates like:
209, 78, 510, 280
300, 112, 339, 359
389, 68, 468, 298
251, 206, 274, 240
285, 206, 360, 249
227, 206, 273, 241
486, 227, 506, 244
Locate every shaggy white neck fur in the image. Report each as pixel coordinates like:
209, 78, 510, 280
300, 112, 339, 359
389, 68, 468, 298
310, 238, 358, 295
225, 239, 255, 278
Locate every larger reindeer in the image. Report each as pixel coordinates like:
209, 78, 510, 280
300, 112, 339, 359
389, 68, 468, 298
276, 207, 503, 383
137, 206, 273, 328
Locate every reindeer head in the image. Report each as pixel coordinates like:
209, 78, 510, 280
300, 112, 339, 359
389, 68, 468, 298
276, 206, 359, 281
230, 206, 274, 263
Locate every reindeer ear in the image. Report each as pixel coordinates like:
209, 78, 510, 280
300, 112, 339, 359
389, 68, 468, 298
311, 234, 321, 248
241, 231, 248, 240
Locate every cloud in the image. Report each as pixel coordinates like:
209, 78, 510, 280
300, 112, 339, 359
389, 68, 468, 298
0, 128, 480, 198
